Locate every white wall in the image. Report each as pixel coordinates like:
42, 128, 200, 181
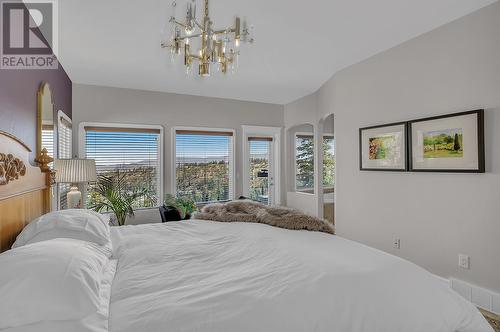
72, 84, 285, 211
286, 2, 500, 293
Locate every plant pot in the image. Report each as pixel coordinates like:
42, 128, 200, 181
108, 214, 118, 226
159, 205, 182, 222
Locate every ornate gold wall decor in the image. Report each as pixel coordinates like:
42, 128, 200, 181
0, 131, 51, 252
0, 153, 27, 185
35, 148, 54, 173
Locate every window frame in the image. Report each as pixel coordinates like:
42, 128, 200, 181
294, 132, 315, 193
78, 122, 164, 209
57, 111, 73, 210
171, 126, 236, 203
241, 125, 281, 205
322, 133, 335, 191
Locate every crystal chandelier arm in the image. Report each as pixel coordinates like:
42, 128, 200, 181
195, 20, 204, 31
184, 44, 202, 62
171, 19, 188, 29
212, 18, 240, 40
176, 32, 204, 40
212, 29, 232, 35
172, 18, 205, 35
186, 54, 202, 61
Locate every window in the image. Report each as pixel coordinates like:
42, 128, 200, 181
175, 130, 234, 204
41, 125, 54, 163
84, 126, 161, 209
58, 115, 72, 159
295, 134, 314, 191
248, 137, 272, 205
323, 135, 335, 188
58, 113, 72, 209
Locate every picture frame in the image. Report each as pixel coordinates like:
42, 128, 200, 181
359, 122, 408, 171
408, 109, 485, 173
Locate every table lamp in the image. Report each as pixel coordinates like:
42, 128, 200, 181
54, 158, 97, 209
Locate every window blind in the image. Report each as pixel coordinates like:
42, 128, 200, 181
41, 125, 54, 162
175, 130, 233, 204
85, 127, 161, 209
58, 116, 72, 209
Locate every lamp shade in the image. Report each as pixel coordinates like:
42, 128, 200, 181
54, 159, 97, 184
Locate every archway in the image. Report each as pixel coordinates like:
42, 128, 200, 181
285, 123, 318, 216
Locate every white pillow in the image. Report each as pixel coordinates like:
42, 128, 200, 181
12, 209, 111, 252
0, 239, 110, 329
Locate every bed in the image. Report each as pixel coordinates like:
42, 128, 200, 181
108, 220, 492, 332
0, 215, 493, 332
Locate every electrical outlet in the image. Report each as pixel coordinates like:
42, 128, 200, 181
393, 238, 400, 249
458, 254, 470, 269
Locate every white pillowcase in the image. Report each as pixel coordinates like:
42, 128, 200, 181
0, 239, 110, 329
0, 260, 118, 332
12, 209, 111, 253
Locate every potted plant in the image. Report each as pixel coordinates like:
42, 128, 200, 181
160, 194, 197, 222
89, 174, 150, 226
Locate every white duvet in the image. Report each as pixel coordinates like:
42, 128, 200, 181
106, 220, 492, 332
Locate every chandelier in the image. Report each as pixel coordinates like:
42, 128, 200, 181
161, 0, 253, 77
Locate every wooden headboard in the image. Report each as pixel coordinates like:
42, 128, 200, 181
0, 130, 52, 252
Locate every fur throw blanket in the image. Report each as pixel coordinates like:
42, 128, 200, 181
194, 200, 334, 235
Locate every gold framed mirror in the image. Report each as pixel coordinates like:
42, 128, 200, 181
37, 82, 55, 160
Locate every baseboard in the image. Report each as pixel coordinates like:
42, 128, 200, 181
433, 274, 450, 288
446, 277, 500, 315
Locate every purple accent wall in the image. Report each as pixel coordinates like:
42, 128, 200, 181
0, 2, 72, 162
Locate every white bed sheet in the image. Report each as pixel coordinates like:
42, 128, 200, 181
107, 220, 492, 332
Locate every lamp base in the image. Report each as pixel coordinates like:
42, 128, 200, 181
67, 185, 82, 209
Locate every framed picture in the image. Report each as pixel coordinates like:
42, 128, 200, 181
408, 109, 485, 173
359, 122, 408, 171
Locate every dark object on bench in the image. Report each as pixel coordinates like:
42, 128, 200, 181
159, 205, 182, 222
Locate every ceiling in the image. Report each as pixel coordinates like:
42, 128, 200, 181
56, 0, 496, 104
